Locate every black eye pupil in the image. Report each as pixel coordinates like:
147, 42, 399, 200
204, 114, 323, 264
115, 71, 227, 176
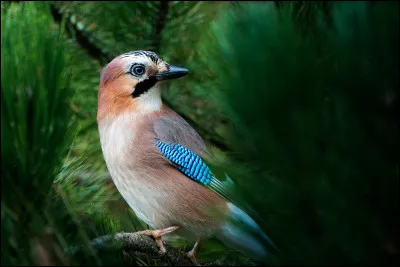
133, 66, 145, 75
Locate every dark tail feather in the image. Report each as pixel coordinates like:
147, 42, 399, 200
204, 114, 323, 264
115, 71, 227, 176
217, 202, 279, 265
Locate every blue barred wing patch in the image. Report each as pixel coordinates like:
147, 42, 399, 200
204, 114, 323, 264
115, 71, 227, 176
155, 140, 212, 185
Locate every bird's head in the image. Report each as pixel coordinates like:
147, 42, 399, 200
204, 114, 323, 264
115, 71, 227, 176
97, 50, 188, 121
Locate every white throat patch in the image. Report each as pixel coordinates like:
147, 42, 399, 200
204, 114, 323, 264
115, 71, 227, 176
136, 85, 162, 113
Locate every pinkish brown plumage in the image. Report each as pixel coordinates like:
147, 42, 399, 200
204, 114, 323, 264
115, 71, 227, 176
97, 51, 275, 265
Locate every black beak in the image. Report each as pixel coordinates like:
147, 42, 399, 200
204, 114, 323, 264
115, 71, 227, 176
154, 65, 189, 81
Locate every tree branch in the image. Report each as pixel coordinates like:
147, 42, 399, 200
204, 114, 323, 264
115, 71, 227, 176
152, 1, 170, 53
50, 4, 110, 65
68, 232, 219, 266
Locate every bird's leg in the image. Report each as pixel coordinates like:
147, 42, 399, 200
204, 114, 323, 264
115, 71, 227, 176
135, 226, 179, 254
187, 240, 201, 266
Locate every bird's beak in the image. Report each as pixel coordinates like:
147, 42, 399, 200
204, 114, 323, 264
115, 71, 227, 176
154, 65, 189, 81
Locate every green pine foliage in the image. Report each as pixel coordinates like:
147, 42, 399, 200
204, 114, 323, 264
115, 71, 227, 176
1, 2, 74, 265
197, 1, 398, 265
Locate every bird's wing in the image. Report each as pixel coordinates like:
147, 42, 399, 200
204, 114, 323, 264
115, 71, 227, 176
153, 109, 208, 157
153, 108, 236, 203
153, 109, 278, 257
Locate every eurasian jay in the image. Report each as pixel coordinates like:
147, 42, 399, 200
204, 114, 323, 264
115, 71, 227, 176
97, 50, 275, 265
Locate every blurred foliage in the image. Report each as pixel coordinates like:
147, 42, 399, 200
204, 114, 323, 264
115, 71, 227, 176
1, 2, 74, 265
198, 1, 399, 265
1, 1, 399, 266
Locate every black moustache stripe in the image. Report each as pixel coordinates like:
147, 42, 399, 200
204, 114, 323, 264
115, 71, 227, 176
132, 76, 158, 98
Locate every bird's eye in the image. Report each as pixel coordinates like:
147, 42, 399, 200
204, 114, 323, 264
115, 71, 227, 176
131, 65, 146, 76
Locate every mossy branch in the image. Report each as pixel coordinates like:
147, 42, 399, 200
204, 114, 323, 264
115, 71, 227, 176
67, 232, 222, 266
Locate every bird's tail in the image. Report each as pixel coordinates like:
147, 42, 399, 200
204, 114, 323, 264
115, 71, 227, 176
216, 202, 278, 265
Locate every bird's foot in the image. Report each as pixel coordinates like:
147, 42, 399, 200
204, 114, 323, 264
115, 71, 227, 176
136, 226, 179, 254
186, 241, 201, 266
187, 252, 200, 266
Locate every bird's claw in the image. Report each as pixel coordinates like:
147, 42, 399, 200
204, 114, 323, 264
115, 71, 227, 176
186, 241, 201, 266
136, 226, 179, 254
186, 251, 200, 266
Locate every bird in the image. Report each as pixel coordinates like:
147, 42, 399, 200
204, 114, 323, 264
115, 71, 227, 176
97, 50, 276, 265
